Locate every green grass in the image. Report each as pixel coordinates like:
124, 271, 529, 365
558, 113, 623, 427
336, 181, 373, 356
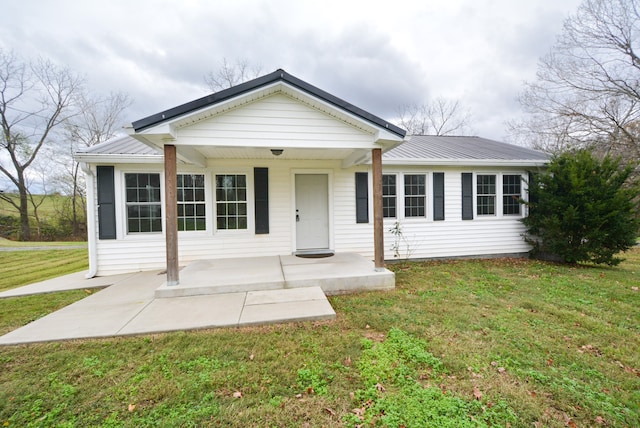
0, 248, 88, 292
0, 237, 86, 248
0, 248, 638, 427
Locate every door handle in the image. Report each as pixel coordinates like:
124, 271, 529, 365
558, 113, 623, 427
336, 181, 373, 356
296, 209, 300, 222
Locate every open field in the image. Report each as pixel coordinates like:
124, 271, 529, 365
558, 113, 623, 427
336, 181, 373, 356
0, 248, 638, 427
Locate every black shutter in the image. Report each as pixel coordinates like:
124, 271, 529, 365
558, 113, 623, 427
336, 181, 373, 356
96, 166, 116, 239
254, 167, 269, 234
461, 172, 473, 220
355, 172, 369, 223
433, 172, 445, 221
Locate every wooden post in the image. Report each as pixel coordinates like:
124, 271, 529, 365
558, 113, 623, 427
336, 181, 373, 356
164, 144, 179, 286
372, 148, 384, 270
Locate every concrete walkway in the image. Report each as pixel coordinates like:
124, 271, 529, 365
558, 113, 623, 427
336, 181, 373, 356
0, 270, 336, 346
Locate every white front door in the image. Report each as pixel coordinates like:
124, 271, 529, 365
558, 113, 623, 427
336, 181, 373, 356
295, 174, 329, 251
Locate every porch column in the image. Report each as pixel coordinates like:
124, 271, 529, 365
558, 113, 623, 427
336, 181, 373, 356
372, 148, 384, 270
164, 144, 179, 286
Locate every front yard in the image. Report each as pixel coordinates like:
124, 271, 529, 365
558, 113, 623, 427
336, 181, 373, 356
0, 248, 638, 426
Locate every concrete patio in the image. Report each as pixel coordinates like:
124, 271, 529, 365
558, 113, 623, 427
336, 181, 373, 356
0, 253, 394, 345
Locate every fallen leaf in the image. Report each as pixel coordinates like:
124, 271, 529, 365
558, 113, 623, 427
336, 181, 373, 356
233, 391, 242, 398
365, 324, 371, 329
473, 386, 482, 400
349, 391, 355, 400
84, 289, 92, 294
249, 354, 255, 361
344, 356, 352, 366
128, 404, 136, 412
324, 408, 336, 416
490, 361, 498, 367
375, 383, 386, 392
295, 393, 303, 399
307, 387, 315, 395
632, 286, 638, 291
567, 420, 577, 428
595, 416, 606, 424
498, 367, 506, 374
546, 358, 553, 366
529, 390, 537, 398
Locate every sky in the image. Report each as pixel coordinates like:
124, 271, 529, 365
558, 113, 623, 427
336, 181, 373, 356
1, 0, 584, 143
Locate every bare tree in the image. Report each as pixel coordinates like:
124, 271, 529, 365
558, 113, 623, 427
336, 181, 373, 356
510, 0, 640, 161
0, 49, 84, 240
396, 98, 473, 135
204, 58, 262, 92
60, 91, 131, 237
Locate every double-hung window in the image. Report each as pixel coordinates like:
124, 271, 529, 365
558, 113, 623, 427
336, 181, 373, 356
382, 174, 397, 218
502, 174, 522, 215
476, 174, 496, 216
177, 174, 206, 231
216, 174, 247, 230
125, 173, 162, 233
404, 174, 426, 217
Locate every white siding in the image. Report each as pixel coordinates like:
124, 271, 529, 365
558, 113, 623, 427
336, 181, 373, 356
91, 161, 532, 275
177, 94, 374, 148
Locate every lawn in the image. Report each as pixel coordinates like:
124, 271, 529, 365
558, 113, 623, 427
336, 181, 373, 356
0, 248, 88, 292
0, 248, 638, 427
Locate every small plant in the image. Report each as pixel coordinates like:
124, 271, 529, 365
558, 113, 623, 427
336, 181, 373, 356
296, 365, 330, 396
388, 221, 419, 261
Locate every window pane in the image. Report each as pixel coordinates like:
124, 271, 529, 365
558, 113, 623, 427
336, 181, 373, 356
125, 173, 162, 234
503, 175, 521, 215
404, 175, 426, 217
382, 175, 397, 218
216, 174, 247, 230
477, 175, 496, 216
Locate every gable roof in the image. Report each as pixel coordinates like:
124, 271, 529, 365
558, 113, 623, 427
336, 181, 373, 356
131, 69, 406, 138
383, 135, 548, 167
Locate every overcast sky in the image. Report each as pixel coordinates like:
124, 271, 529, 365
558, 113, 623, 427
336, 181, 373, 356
1, 0, 583, 142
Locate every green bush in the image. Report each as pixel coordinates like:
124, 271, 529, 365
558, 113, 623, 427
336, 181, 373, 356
522, 149, 639, 265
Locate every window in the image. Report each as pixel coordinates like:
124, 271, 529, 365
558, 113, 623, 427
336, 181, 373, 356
125, 173, 162, 233
382, 174, 397, 218
503, 174, 522, 215
216, 174, 247, 230
177, 174, 206, 231
476, 174, 496, 215
404, 174, 426, 217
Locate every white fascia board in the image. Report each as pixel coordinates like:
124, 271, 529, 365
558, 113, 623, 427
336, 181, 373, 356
380, 159, 549, 167
74, 154, 164, 164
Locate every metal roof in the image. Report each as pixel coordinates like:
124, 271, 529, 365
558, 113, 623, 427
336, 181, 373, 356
383, 135, 548, 165
77, 135, 162, 156
78, 134, 548, 167
131, 69, 406, 138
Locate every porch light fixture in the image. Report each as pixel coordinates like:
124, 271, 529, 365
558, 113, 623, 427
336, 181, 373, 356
270, 149, 284, 156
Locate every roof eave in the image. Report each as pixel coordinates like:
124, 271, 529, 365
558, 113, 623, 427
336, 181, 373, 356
381, 159, 549, 167
74, 153, 164, 164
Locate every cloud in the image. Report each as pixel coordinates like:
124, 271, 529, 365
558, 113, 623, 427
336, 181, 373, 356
0, 0, 584, 139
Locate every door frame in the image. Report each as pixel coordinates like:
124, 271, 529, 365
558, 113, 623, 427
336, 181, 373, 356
291, 169, 334, 253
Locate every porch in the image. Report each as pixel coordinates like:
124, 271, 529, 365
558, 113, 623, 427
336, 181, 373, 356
155, 252, 395, 298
